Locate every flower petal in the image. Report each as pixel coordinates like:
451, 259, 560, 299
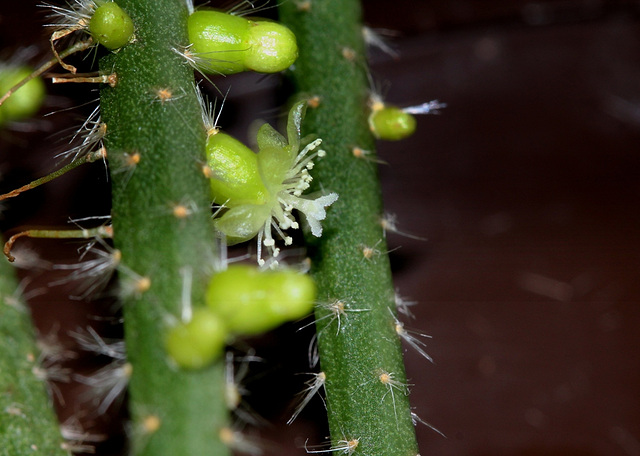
257, 123, 287, 150
213, 204, 272, 244
286, 101, 306, 153
258, 145, 293, 191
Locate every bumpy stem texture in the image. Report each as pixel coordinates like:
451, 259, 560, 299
99, 0, 228, 454
281, 1, 419, 455
0, 258, 69, 456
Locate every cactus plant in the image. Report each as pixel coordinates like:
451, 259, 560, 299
0, 0, 431, 454
0, 254, 70, 455
279, 2, 419, 454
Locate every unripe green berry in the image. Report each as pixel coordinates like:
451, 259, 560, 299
206, 131, 269, 207
206, 265, 316, 335
369, 106, 417, 141
0, 66, 45, 125
89, 2, 134, 50
165, 308, 227, 370
188, 9, 298, 74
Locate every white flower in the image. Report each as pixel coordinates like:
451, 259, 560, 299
207, 101, 338, 265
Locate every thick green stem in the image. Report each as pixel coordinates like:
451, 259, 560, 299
280, 2, 419, 455
0, 258, 69, 456
99, 0, 228, 454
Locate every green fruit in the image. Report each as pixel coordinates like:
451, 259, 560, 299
206, 265, 316, 335
206, 131, 269, 208
188, 9, 297, 74
369, 106, 416, 141
0, 66, 45, 125
165, 308, 227, 370
89, 2, 134, 50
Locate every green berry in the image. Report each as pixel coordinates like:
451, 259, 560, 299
206, 129, 273, 245
165, 308, 227, 370
206, 265, 316, 335
89, 2, 134, 50
369, 106, 417, 141
206, 131, 269, 208
0, 66, 46, 125
188, 9, 298, 74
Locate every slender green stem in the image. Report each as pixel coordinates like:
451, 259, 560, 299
3, 225, 112, 262
280, 1, 419, 455
0, 148, 106, 202
98, 0, 228, 454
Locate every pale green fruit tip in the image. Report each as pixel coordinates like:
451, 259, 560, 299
0, 66, 45, 125
89, 2, 134, 50
244, 20, 298, 73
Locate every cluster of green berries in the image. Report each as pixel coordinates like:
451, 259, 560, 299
165, 265, 316, 370
61, 1, 297, 75
163, 98, 334, 369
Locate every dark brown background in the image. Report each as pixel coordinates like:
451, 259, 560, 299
1, 1, 640, 455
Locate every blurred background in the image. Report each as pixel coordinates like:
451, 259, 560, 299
2, 1, 640, 455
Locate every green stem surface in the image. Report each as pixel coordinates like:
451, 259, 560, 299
99, 1, 228, 454
281, 2, 419, 455
0, 257, 69, 456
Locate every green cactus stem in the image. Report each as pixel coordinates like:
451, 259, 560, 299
98, 0, 228, 454
0, 253, 69, 456
280, 1, 420, 455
